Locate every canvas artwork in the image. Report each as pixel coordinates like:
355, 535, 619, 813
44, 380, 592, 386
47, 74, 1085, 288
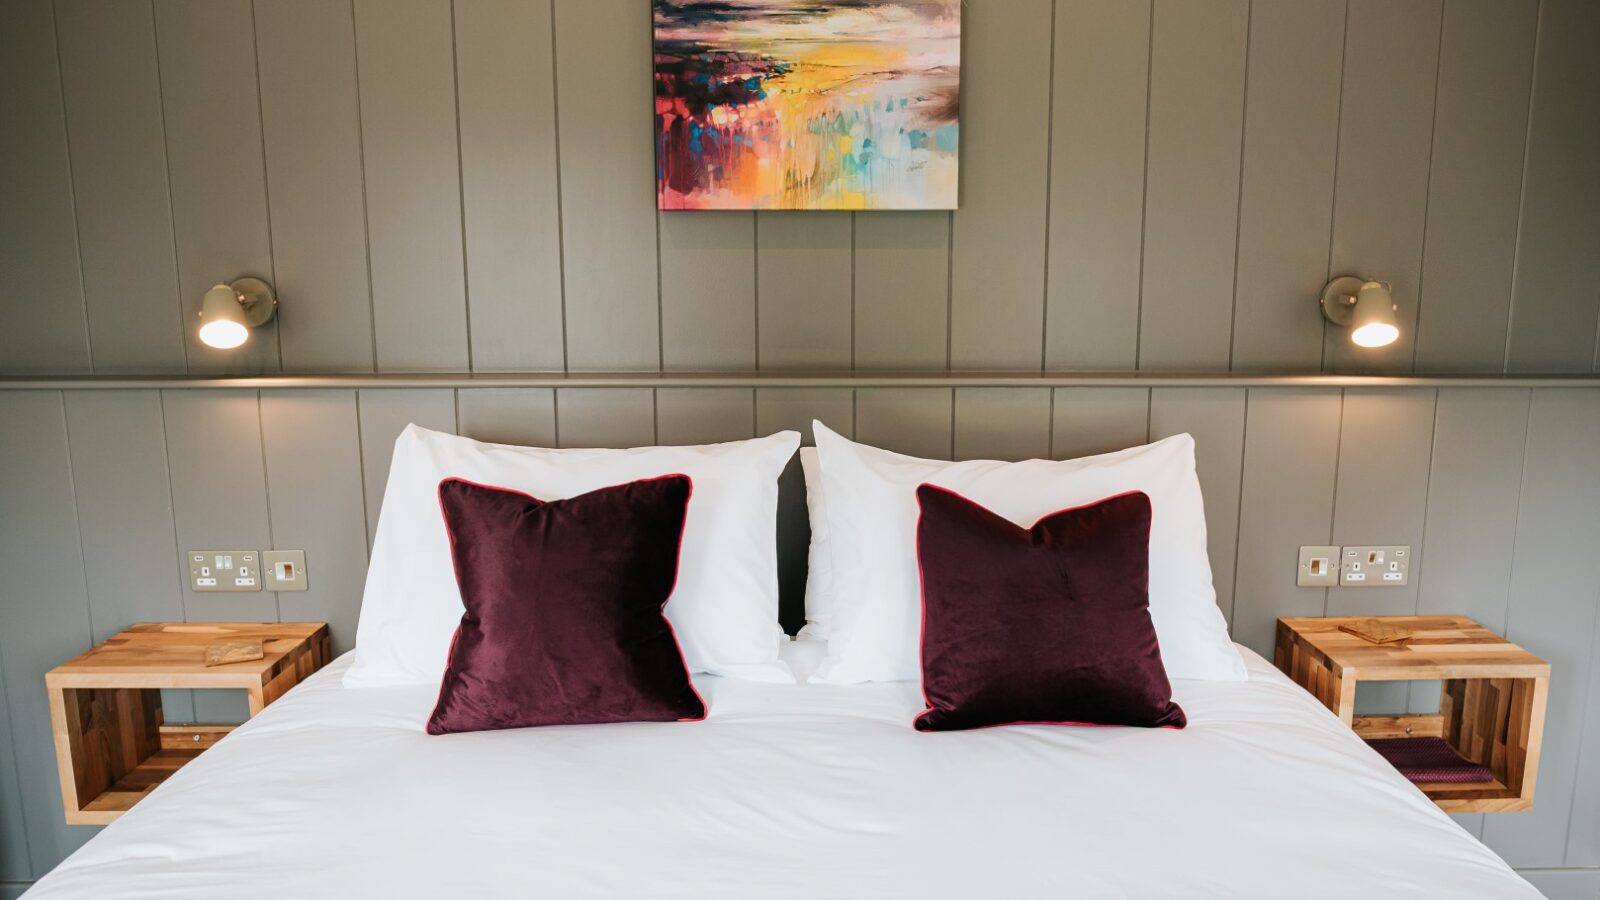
654, 0, 961, 211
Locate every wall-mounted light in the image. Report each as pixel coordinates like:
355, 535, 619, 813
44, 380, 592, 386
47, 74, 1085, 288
1320, 276, 1399, 349
198, 277, 277, 349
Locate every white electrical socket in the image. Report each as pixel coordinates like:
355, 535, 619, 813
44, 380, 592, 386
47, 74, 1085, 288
1340, 545, 1410, 587
188, 550, 261, 592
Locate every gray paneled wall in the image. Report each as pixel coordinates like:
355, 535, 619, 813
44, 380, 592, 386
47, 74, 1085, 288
2, 385, 1600, 889
3, 0, 1599, 378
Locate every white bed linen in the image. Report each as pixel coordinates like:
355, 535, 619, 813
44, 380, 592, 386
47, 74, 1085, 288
28, 644, 1538, 899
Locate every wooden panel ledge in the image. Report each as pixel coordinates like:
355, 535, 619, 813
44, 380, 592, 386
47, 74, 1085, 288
4, 372, 1600, 391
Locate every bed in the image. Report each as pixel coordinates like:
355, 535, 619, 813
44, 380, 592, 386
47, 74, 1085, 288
27, 641, 1538, 899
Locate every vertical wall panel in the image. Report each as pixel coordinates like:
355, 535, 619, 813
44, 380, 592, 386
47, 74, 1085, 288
356, 390, 457, 546
1411, 0, 1538, 372
162, 391, 277, 630
1231, 389, 1341, 654
455, 0, 565, 373
553, 0, 659, 372
154, 0, 280, 375
0, 638, 29, 882
260, 391, 369, 654
854, 213, 949, 370
556, 389, 656, 449
948, 0, 1053, 369
455, 389, 557, 446
1414, 390, 1529, 630
1324, 390, 1436, 618
0, 0, 89, 374
1149, 388, 1248, 625
1323, 0, 1442, 373
660, 214, 756, 371
1137, 0, 1249, 371
1483, 390, 1600, 866
1569, 604, 1600, 865
952, 388, 1051, 461
655, 389, 755, 445
855, 388, 954, 460
254, 0, 374, 373
757, 213, 853, 371
0, 392, 95, 873
1044, 0, 1149, 371
1050, 387, 1148, 459
62, 392, 183, 642
1503, 0, 1600, 373
353, 0, 469, 371
54, 0, 185, 373
1228, 0, 1345, 371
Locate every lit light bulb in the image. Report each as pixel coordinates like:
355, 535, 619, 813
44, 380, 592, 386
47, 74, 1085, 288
199, 317, 249, 349
1350, 321, 1399, 348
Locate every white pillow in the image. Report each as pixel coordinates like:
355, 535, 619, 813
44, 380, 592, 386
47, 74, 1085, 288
811, 421, 1245, 685
345, 424, 801, 687
796, 448, 832, 641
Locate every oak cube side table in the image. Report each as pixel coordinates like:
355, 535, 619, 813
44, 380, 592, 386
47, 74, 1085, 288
46, 622, 329, 824
1275, 615, 1549, 813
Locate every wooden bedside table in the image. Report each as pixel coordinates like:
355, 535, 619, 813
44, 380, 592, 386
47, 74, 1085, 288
46, 622, 330, 824
1275, 615, 1549, 813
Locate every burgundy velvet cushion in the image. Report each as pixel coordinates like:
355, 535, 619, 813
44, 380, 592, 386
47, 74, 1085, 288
426, 475, 705, 735
913, 485, 1186, 732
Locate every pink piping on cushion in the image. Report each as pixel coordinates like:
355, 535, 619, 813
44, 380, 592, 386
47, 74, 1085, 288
431, 474, 706, 726
914, 490, 934, 726
910, 483, 1175, 732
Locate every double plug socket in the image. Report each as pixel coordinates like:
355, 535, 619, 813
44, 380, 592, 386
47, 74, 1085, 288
1297, 545, 1410, 588
188, 550, 308, 593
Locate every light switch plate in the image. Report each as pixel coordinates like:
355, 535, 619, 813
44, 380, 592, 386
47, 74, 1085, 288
1340, 545, 1410, 587
262, 550, 308, 592
187, 550, 261, 592
1297, 545, 1340, 587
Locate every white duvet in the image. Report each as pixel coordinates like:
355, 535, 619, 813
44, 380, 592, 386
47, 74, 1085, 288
28, 644, 1537, 899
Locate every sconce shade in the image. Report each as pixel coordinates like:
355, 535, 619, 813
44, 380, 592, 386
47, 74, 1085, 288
199, 284, 250, 349
198, 277, 276, 350
1320, 275, 1399, 349
1349, 282, 1400, 348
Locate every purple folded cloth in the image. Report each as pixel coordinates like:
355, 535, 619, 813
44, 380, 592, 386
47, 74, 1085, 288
1365, 737, 1495, 784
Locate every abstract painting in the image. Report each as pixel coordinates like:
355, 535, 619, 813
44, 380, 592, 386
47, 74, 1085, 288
654, 0, 961, 210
